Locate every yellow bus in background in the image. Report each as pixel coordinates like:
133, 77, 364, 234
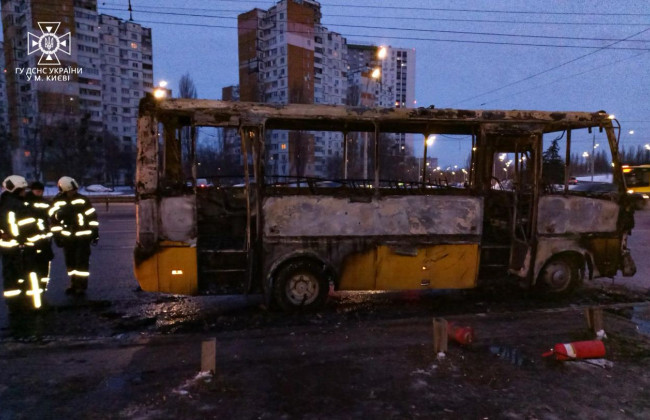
623, 164, 650, 198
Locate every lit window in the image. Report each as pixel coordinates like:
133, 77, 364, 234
281, 143, 287, 150
130, 42, 138, 49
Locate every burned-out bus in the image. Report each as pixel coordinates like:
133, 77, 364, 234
134, 97, 636, 310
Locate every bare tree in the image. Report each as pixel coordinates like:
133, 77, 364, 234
43, 114, 101, 184
178, 73, 198, 178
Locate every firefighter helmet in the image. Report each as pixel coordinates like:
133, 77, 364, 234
57, 176, 79, 192
2, 175, 28, 193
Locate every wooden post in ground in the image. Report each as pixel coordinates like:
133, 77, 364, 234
201, 338, 217, 373
585, 308, 604, 334
433, 318, 448, 353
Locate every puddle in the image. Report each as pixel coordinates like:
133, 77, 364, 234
631, 306, 650, 336
104, 376, 127, 391
489, 345, 530, 366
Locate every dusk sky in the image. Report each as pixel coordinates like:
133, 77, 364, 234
97, 1, 649, 166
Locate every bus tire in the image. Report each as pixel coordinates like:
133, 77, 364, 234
537, 254, 583, 295
273, 259, 328, 311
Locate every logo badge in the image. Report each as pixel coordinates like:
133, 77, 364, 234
27, 22, 71, 66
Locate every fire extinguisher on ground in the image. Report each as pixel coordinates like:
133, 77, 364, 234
448, 322, 474, 345
542, 340, 606, 361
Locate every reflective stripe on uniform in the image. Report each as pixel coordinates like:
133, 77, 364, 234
8, 212, 18, 236
49, 201, 67, 216
0, 239, 19, 248
89, 221, 99, 226
33, 202, 49, 209
51, 226, 63, 232
71, 199, 86, 205
17, 217, 36, 226
77, 214, 85, 226
68, 270, 90, 277
61, 231, 72, 236
84, 208, 96, 215
3, 290, 21, 297
75, 230, 92, 236
25, 272, 42, 308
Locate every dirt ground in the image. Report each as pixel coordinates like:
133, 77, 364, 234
2, 285, 650, 419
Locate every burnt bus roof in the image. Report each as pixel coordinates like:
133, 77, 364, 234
140, 96, 613, 135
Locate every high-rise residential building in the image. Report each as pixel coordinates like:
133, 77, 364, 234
347, 44, 416, 154
1, 0, 152, 182
0, 41, 9, 137
98, 14, 153, 160
236, 1, 417, 178
238, 0, 347, 178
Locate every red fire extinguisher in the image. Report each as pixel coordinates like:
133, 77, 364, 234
448, 322, 474, 345
542, 340, 606, 361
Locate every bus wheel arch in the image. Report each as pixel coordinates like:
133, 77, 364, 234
536, 252, 585, 294
270, 256, 333, 311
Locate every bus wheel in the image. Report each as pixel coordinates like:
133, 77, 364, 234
538, 255, 583, 294
274, 260, 328, 311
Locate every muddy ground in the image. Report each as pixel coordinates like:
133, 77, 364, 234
2, 282, 650, 420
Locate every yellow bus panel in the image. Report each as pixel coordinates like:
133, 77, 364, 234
134, 246, 198, 295
338, 244, 479, 291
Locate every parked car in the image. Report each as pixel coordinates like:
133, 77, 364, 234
570, 182, 647, 209
196, 178, 211, 188
85, 184, 113, 193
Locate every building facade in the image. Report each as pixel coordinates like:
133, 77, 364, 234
0, 0, 152, 183
346, 44, 416, 155
98, 14, 153, 160
236, 0, 417, 179
238, 0, 347, 178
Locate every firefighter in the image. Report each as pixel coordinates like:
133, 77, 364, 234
50, 176, 99, 296
1, 175, 48, 311
26, 181, 54, 291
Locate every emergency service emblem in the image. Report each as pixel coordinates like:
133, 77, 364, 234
27, 22, 71, 66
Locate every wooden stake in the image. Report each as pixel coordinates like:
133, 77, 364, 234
585, 308, 604, 334
201, 338, 217, 373
433, 318, 448, 353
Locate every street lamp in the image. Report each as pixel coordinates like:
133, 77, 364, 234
153, 80, 169, 99
377, 46, 387, 60
422, 135, 436, 183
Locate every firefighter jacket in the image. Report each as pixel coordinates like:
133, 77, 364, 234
0, 191, 50, 251
50, 192, 99, 244
25, 191, 55, 260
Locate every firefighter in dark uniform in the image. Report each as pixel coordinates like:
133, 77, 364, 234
26, 181, 54, 291
1, 175, 49, 311
50, 176, 99, 296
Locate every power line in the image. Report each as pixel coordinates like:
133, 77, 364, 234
99, 2, 650, 26
132, 0, 650, 17
122, 18, 650, 51
451, 26, 650, 106
96, 9, 650, 52
97, 6, 650, 46
476, 51, 650, 106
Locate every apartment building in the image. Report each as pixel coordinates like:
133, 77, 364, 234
1, 0, 152, 182
238, 0, 347, 178
347, 44, 416, 154
98, 14, 153, 159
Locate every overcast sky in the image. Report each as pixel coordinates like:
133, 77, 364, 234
99, 1, 650, 166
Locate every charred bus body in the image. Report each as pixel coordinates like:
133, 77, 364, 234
135, 97, 636, 310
